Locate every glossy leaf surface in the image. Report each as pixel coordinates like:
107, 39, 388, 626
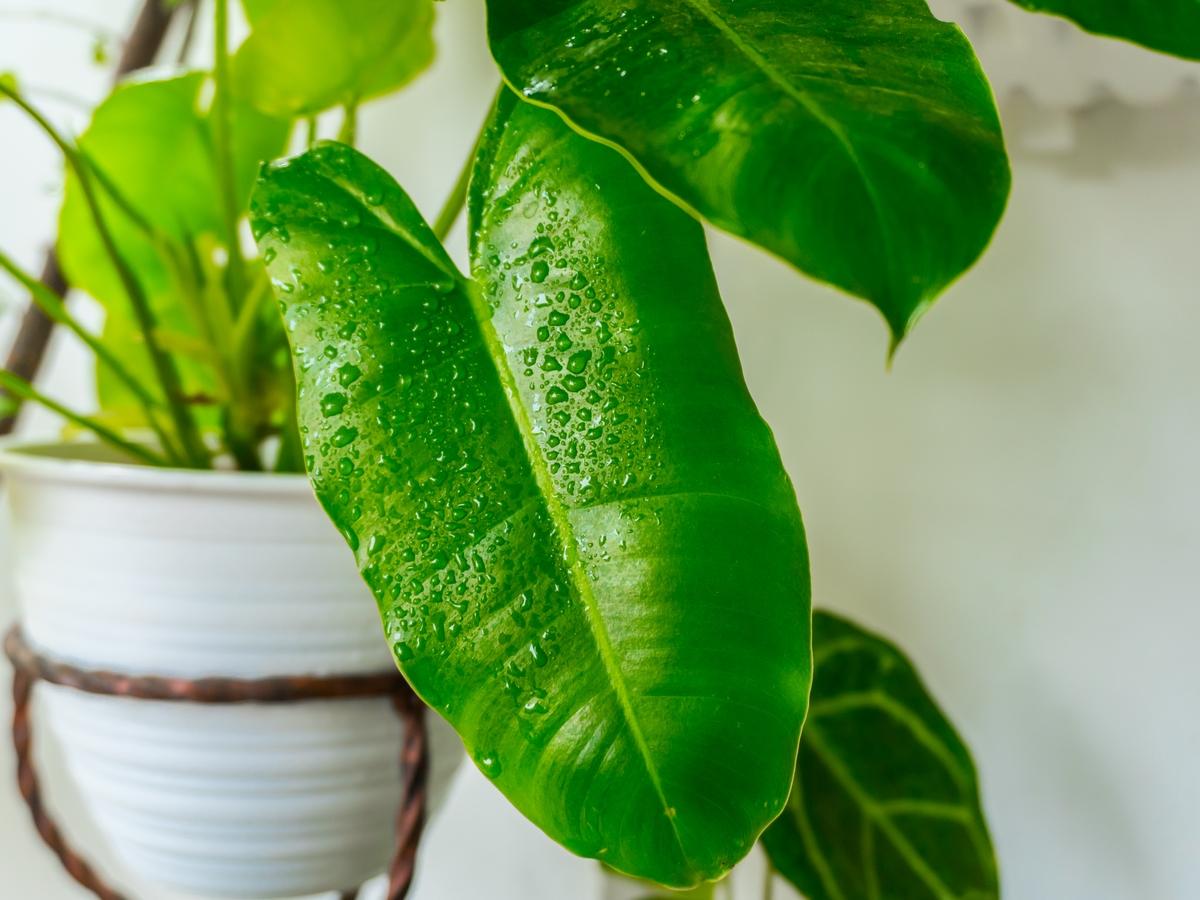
1009, 0, 1200, 59
252, 96, 811, 886
763, 612, 998, 900
57, 73, 289, 420
234, 0, 436, 116
485, 0, 1010, 344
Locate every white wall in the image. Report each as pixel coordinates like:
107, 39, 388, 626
2, 2, 1198, 898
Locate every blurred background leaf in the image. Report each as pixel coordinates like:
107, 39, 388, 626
763, 611, 998, 900
56, 72, 289, 425
233, 0, 436, 116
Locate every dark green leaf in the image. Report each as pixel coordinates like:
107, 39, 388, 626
233, 0, 436, 116
763, 611, 998, 900
251, 95, 811, 887
57, 73, 289, 423
1008, 0, 1200, 59
485, 0, 1011, 346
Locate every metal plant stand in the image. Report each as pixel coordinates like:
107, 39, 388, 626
4, 625, 430, 900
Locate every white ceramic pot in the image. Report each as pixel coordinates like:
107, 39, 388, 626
0, 441, 462, 899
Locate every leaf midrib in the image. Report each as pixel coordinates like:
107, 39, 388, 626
671, 0, 898, 302
316, 144, 692, 873
458, 273, 692, 869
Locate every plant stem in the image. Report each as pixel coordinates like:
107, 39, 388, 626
211, 0, 245, 316
305, 115, 318, 147
0, 370, 168, 467
763, 857, 775, 900
0, 82, 209, 467
174, 0, 200, 65
274, 361, 303, 473
0, 248, 182, 462
432, 89, 500, 242
0, 0, 176, 439
433, 149, 474, 243
338, 102, 358, 145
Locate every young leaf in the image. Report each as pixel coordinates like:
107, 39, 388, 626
57, 73, 289, 429
59, 73, 288, 307
762, 612, 998, 900
233, 0, 436, 117
1007, 0, 1200, 59
251, 101, 812, 887
484, 0, 1011, 346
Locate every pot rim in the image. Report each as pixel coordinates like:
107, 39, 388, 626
0, 437, 311, 496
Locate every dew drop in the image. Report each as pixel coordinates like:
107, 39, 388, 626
477, 751, 503, 778
331, 425, 358, 448
320, 393, 348, 417
566, 350, 591, 374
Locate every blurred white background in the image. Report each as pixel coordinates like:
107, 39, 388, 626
1, 2, 1198, 898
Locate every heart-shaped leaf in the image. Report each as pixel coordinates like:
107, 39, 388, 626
233, 0, 436, 116
763, 611, 998, 899
1007, 0, 1200, 59
485, 0, 1011, 346
251, 93, 811, 887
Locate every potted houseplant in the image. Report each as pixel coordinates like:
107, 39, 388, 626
0, 2, 462, 897
3, 0, 1196, 898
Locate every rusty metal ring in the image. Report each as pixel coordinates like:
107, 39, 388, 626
4, 624, 428, 900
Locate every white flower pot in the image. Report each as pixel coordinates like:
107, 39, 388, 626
0, 440, 463, 899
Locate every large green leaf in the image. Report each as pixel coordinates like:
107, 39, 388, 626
57, 72, 289, 421
1008, 0, 1200, 59
484, 0, 1010, 345
763, 612, 998, 900
251, 96, 811, 887
233, 0, 436, 116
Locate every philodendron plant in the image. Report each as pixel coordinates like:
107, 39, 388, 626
4, 0, 1198, 895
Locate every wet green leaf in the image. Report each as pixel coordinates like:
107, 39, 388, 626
763, 611, 998, 900
1008, 0, 1200, 59
57, 73, 289, 424
485, 0, 1011, 346
233, 0, 436, 116
251, 94, 811, 888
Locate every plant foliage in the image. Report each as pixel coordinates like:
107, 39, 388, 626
763, 612, 998, 900
250, 90, 812, 885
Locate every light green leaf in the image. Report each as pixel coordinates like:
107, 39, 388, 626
57, 72, 289, 424
762, 611, 998, 900
251, 94, 811, 888
1008, 0, 1200, 59
233, 0, 436, 116
239, 0, 274, 22
485, 0, 1010, 346
0, 390, 18, 421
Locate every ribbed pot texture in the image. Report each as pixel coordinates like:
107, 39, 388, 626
0, 441, 462, 899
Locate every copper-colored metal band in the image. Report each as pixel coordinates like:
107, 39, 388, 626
4, 625, 430, 900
